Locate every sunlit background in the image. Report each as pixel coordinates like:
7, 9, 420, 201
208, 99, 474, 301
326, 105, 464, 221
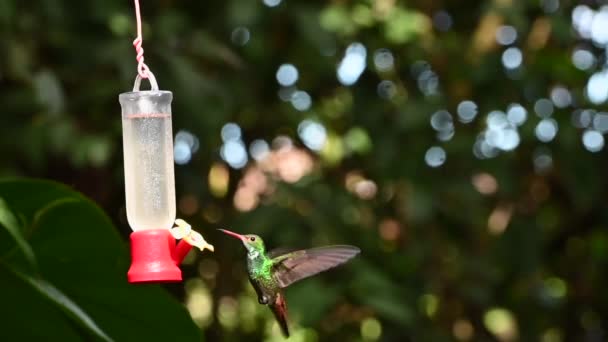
2, 0, 608, 341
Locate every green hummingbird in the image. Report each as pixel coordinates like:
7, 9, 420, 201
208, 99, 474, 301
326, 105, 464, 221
218, 229, 360, 338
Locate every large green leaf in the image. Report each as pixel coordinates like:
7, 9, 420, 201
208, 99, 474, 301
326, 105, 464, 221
0, 178, 201, 341
3, 262, 111, 341
0, 197, 37, 270
0, 266, 85, 342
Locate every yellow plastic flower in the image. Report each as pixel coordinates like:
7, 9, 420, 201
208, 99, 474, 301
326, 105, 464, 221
170, 219, 214, 252
170, 219, 191, 239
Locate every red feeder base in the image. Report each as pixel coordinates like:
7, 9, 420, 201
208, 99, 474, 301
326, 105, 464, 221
128, 229, 183, 283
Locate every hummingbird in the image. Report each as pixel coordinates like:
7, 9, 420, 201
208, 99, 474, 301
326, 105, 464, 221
218, 229, 360, 338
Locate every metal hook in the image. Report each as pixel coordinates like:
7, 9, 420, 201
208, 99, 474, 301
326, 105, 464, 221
132, 71, 159, 92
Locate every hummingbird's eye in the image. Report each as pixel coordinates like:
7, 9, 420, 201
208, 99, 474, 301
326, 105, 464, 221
250, 237, 256, 242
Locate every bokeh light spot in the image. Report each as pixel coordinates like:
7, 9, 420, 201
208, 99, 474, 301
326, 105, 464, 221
218, 296, 239, 329
249, 139, 270, 161
276, 64, 299, 87
378, 218, 400, 241
231, 27, 250, 46
483, 308, 518, 341
488, 204, 513, 235
535, 119, 558, 142
417, 69, 439, 96
263, 0, 281, 7
185, 279, 213, 328
419, 294, 439, 317
433, 11, 453, 32
174, 140, 191, 165
507, 104, 527, 126
377, 80, 397, 99
221, 123, 242, 142
425, 146, 446, 167
533, 147, 553, 173
502, 47, 523, 69
572, 5, 594, 39
345, 127, 372, 154
431, 110, 454, 131
582, 130, 604, 152
592, 112, 608, 132
542, 0, 559, 13
487, 110, 508, 129
337, 42, 367, 86
572, 48, 595, 70
174, 130, 199, 165
586, 71, 608, 104
496, 25, 517, 45
233, 187, 258, 212
209, 163, 229, 198
534, 98, 554, 117
550, 86, 572, 108
373, 48, 394, 72
178, 194, 199, 216
298, 120, 327, 151
572, 109, 594, 128
544, 277, 568, 299
221, 140, 248, 169
453, 319, 474, 341
541, 328, 563, 342
291, 90, 312, 111
457, 100, 478, 123
361, 318, 382, 340
437, 127, 455, 142
591, 7, 608, 45
472, 173, 498, 195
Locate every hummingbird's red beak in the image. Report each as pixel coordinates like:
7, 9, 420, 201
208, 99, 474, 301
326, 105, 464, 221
218, 229, 246, 241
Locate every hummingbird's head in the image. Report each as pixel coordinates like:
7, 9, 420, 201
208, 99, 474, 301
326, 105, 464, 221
218, 229, 265, 253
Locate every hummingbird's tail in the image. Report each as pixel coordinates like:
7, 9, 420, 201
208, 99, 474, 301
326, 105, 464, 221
270, 292, 290, 337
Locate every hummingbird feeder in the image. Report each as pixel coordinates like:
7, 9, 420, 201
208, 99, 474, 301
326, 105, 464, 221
120, 0, 213, 284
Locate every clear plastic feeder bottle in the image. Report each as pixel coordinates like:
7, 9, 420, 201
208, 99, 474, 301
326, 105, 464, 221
119, 83, 175, 231
120, 76, 189, 283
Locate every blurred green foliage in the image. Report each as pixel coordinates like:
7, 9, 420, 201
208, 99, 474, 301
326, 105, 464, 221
0, 179, 200, 341
1, 0, 608, 341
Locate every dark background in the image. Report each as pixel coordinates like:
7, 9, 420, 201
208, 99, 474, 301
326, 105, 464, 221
1, 0, 607, 341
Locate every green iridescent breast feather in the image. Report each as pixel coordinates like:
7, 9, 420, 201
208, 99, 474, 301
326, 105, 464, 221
248, 253, 274, 280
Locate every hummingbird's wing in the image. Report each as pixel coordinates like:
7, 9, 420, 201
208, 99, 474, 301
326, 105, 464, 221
271, 245, 360, 288
267, 247, 297, 259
